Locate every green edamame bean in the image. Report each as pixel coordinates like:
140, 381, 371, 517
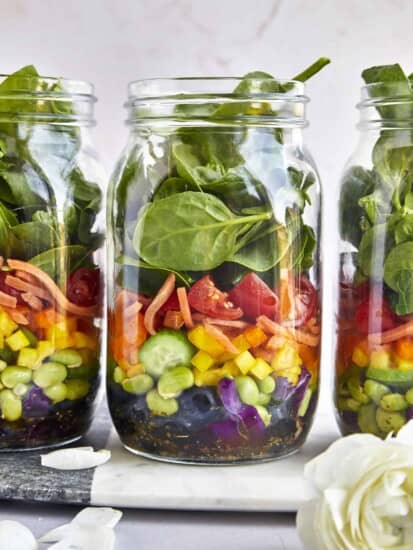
357, 404, 381, 436
122, 374, 154, 395
376, 408, 406, 434
380, 393, 408, 412
0, 389, 22, 421
364, 380, 390, 405
158, 366, 194, 399
1, 366, 32, 388
44, 383, 68, 403
0, 360, 7, 372
235, 376, 259, 406
405, 387, 413, 405
348, 376, 369, 404
257, 376, 276, 395
338, 396, 361, 412
65, 379, 90, 400
257, 392, 271, 406
113, 366, 125, 384
256, 405, 271, 426
50, 349, 82, 368
146, 389, 178, 416
33, 362, 67, 388
13, 383, 30, 397
66, 365, 98, 380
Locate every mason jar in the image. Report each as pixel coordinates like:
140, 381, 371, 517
335, 80, 413, 437
0, 67, 104, 450
107, 77, 322, 464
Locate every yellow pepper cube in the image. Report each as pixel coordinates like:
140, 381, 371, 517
6, 330, 30, 351
276, 366, 301, 385
73, 332, 97, 351
352, 346, 369, 368
126, 364, 145, 378
187, 326, 226, 358
37, 340, 56, 362
17, 348, 38, 369
234, 350, 256, 374
0, 334, 4, 348
394, 356, 413, 371
194, 367, 224, 387
0, 311, 18, 337
191, 350, 216, 372
46, 325, 74, 350
250, 358, 272, 380
219, 334, 250, 362
244, 326, 267, 348
221, 361, 239, 378
272, 343, 302, 372
370, 350, 391, 370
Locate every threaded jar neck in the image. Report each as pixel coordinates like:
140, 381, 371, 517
125, 77, 309, 128
0, 73, 96, 127
358, 82, 413, 130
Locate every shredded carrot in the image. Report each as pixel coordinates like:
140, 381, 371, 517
6, 275, 51, 301
257, 315, 320, 347
177, 287, 194, 329
0, 291, 17, 309
254, 347, 274, 363
14, 270, 37, 284
7, 259, 97, 317
144, 274, 175, 335
369, 320, 413, 345
203, 322, 240, 354
21, 293, 43, 311
3, 306, 29, 325
266, 334, 289, 350
191, 313, 249, 329
292, 328, 320, 347
34, 308, 64, 329
164, 310, 185, 330
0, 257, 4, 268
124, 301, 143, 318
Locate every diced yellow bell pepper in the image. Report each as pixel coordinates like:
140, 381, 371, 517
394, 356, 413, 371
250, 358, 272, 380
234, 350, 256, 374
17, 348, 38, 369
6, 330, 30, 351
275, 365, 301, 385
272, 343, 302, 372
194, 367, 224, 386
73, 331, 97, 351
126, 364, 145, 378
370, 350, 391, 370
0, 310, 18, 338
37, 340, 56, 362
187, 326, 226, 358
191, 350, 216, 372
221, 361, 239, 377
244, 327, 267, 348
219, 334, 250, 362
352, 345, 369, 368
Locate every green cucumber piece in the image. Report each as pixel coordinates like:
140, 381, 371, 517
366, 366, 413, 387
139, 330, 195, 379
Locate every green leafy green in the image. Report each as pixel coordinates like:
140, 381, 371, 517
384, 242, 413, 314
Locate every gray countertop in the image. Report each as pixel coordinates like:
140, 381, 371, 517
0, 501, 302, 549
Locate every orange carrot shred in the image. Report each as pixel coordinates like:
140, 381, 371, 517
144, 274, 176, 335
177, 287, 194, 329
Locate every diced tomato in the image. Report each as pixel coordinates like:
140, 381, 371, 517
188, 276, 243, 320
283, 275, 317, 328
228, 273, 278, 321
67, 268, 100, 307
355, 286, 397, 334
159, 290, 180, 313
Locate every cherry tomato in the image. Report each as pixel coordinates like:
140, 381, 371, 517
355, 286, 397, 334
67, 268, 100, 307
228, 273, 278, 321
188, 275, 243, 320
285, 275, 318, 328
159, 290, 180, 314
0, 271, 25, 305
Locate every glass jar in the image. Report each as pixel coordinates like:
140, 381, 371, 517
0, 67, 104, 450
335, 81, 413, 437
107, 77, 322, 464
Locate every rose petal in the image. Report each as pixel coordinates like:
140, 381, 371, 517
0, 520, 37, 550
47, 526, 115, 550
41, 449, 111, 470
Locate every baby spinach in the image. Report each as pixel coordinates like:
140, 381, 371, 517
384, 242, 413, 314
133, 191, 272, 271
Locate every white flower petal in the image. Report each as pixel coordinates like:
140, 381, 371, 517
72, 507, 123, 529
47, 526, 115, 550
296, 499, 326, 550
0, 520, 37, 550
395, 419, 413, 445
39, 524, 74, 543
41, 448, 111, 470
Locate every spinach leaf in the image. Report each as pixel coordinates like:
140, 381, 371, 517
358, 224, 393, 279
153, 177, 194, 201
117, 255, 192, 292
0, 202, 19, 256
11, 222, 58, 257
384, 241, 413, 314
29, 245, 90, 283
172, 142, 223, 188
394, 214, 413, 244
133, 191, 271, 271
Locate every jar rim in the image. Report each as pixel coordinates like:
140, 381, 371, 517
127, 77, 307, 100
0, 73, 95, 96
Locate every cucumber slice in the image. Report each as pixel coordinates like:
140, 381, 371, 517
139, 330, 195, 379
366, 367, 413, 387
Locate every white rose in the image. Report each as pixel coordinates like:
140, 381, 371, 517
297, 421, 413, 550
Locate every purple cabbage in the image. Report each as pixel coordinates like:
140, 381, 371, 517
407, 407, 413, 422
273, 366, 311, 415
23, 387, 51, 418
210, 418, 241, 443
214, 378, 265, 442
